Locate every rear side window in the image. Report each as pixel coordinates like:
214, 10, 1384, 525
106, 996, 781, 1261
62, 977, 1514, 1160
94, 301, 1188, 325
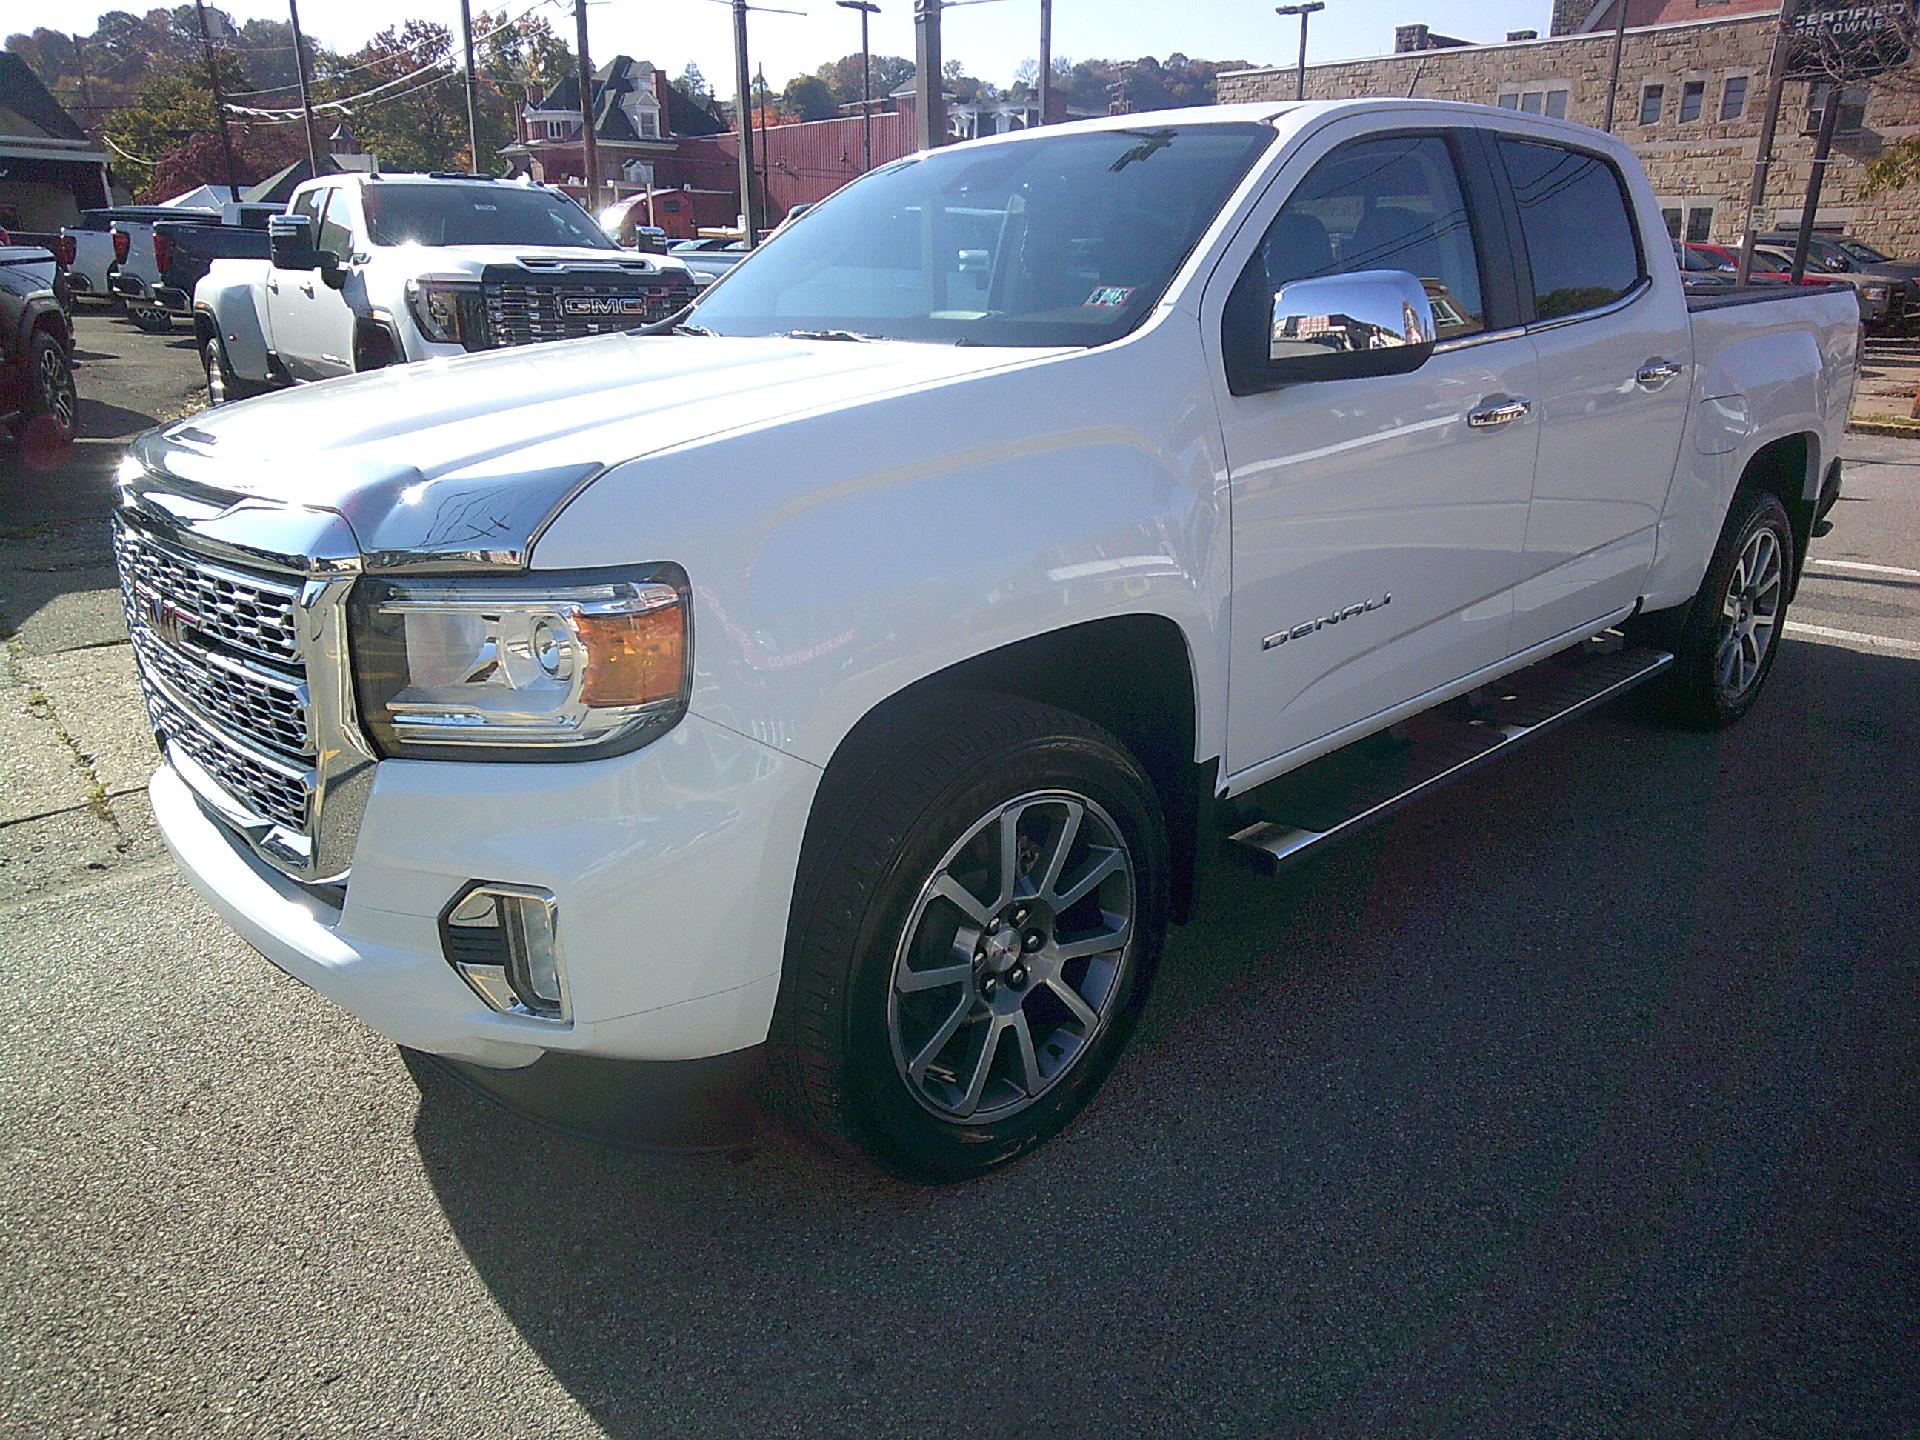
1497, 140, 1643, 320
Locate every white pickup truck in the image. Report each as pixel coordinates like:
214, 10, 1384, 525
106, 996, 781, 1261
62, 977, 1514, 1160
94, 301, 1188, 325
116, 101, 1856, 1179
193, 172, 696, 402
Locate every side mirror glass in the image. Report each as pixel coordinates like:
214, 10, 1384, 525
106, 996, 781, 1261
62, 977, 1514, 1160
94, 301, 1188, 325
268, 214, 320, 271
1266, 269, 1437, 384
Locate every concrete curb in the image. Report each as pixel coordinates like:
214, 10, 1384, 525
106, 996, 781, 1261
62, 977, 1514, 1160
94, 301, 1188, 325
1845, 418, 1920, 438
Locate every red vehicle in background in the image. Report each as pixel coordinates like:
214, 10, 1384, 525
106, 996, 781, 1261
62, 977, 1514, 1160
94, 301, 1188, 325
1680, 241, 1886, 327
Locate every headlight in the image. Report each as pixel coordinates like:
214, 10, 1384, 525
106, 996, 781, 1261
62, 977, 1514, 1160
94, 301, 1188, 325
348, 567, 691, 760
405, 277, 485, 347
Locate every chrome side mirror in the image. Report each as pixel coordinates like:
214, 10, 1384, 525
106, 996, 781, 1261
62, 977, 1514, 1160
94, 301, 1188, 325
1266, 269, 1437, 383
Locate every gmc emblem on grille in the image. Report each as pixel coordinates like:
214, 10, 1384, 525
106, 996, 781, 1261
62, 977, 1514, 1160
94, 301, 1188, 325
559, 295, 649, 317
143, 593, 199, 649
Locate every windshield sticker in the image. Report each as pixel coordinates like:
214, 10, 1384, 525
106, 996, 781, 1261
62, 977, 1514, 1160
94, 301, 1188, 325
1085, 286, 1134, 308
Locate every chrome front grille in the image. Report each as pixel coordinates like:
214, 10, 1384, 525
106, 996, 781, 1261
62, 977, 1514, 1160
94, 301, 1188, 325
112, 521, 299, 667
115, 516, 318, 853
482, 276, 696, 347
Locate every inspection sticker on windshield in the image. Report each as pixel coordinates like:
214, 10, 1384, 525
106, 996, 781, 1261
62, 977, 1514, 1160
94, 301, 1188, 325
1084, 286, 1134, 308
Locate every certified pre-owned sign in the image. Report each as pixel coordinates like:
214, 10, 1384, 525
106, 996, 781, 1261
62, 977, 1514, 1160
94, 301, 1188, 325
1787, 0, 1920, 79
559, 294, 651, 317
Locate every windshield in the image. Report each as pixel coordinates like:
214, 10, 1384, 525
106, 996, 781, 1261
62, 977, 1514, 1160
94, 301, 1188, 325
363, 184, 617, 249
1839, 239, 1888, 264
691, 123, 1275, 346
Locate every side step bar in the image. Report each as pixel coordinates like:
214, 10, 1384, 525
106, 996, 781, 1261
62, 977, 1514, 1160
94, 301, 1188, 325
1223, 640, 1674, 876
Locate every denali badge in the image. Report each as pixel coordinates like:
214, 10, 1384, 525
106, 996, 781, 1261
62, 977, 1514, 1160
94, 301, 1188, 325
1263, 593, 1392, 650
559, 295, 648, 317
143, 593, 201, 650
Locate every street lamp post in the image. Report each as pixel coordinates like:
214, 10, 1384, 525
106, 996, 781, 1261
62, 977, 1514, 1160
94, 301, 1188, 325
1275, 2, 1325, 103
836, 0, 880, 173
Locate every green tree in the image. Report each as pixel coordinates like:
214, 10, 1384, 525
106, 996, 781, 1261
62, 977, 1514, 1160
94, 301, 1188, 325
317, 21, 470, 174
781, 73, 839, 121
674, 61, 714, 108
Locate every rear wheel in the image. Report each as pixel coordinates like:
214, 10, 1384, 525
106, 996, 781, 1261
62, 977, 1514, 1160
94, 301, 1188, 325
1643, 489, 1794, 729
768, 694, 1168, 1180
128, 305, 171, 334
200, 335, 261, 405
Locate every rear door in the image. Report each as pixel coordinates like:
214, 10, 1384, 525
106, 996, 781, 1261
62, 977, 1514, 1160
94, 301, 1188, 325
1214, 121, 1539, 778
1494, 134, 1692, 648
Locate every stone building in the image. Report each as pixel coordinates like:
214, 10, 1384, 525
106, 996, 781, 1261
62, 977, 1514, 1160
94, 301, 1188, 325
1218, 0, 1920, 257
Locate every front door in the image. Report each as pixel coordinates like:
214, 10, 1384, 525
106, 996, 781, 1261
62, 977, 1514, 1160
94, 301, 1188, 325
267, 189, 357, 379
1216, 127, 1539, 780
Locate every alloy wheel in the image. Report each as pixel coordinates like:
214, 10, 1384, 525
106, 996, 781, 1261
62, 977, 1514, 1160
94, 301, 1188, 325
36, 343, 75, 430
1716, 525, 1783, 701
887, 790, 1135, 1124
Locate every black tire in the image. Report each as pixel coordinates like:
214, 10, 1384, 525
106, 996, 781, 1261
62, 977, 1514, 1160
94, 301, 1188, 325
128, 305, 171, 334
23, 329, 76, 433
767, 692, 1169, 1181
1642, 488, 1795, 730
201, 334, 258, 406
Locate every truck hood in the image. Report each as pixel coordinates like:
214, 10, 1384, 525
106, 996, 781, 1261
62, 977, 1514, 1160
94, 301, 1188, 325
128, 332, 1063, 569
399, 243, 690, 278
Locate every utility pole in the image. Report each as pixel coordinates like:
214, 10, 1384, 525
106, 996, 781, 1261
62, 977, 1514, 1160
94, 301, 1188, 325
757, 63, 771, 219
732, 0, 758, 244
1601, 0, 1629, 132
1737, 0, 1798, 286
1037, 0, 1052, 124
1790, 83, 1843, 282
573, 0, 601, 212
193, 0, 243, 202
458, 0, 482, 174
287, 0, 322, 176
914, 0, 945, 151
836, 0, 879, 171
1275, 3, 1324, 103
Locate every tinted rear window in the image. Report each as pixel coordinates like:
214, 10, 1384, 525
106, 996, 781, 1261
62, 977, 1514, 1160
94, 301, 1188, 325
1498, 140, 1643, 320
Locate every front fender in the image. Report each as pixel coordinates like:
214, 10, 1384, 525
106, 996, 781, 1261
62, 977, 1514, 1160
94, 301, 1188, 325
530, 319, 1233, 772
195, 268, 270, 381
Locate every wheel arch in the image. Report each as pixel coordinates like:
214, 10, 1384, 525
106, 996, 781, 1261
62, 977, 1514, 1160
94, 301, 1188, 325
811, 614, 1212, 925
1732, 430, 1819, 597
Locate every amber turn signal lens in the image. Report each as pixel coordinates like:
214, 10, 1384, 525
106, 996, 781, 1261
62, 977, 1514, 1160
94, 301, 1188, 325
573, 601, 686, 708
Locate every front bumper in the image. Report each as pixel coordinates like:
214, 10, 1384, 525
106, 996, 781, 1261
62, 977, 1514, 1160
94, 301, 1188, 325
151, 710, 820, 1069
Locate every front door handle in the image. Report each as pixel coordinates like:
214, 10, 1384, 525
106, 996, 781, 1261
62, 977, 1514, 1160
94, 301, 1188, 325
1467, 397, 1532, 430
1637, 359, 1684, 389
298, 279, 316, 297
265, 276, 279, 294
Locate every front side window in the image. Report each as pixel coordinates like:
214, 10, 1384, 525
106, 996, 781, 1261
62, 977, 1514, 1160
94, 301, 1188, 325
1680, 80, 1706, 123
316, 194, 354, 258
362, 184, 617, 249
1640, 85, 1664, 125
691, 123, 1275, 347
1255, 133, 1486, 341
1499, 139, 1643, 320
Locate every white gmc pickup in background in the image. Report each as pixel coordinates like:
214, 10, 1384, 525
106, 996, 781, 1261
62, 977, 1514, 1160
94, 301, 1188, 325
193, 172, 696, 402
116, 100, 1857, 1179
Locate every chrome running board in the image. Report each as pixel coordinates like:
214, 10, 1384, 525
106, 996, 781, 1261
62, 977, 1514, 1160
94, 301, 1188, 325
1224, 638, 1673, 876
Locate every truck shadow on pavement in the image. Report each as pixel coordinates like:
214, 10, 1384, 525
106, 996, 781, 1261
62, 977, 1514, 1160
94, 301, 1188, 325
403, 638, 1919, 1439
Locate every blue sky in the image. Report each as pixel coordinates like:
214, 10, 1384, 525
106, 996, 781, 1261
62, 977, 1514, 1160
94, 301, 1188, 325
52, 0, 1557, 91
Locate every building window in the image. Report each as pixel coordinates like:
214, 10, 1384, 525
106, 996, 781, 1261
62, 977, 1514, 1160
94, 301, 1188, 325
1807, 82, 1869, 135
1680, 79, 1705, 123
1658, 199, 1717, 243
1498, 85, 1570, 118
545, 119, 569, 139
1640, 84, 1664, 125
1722, 74, 1749, 120
636, 111, 660, 139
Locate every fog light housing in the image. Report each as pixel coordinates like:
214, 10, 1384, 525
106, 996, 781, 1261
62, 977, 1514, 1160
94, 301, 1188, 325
440, 883, 568, 1022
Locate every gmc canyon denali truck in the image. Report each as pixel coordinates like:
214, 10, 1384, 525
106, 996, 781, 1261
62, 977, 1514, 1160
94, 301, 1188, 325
115, 102, 1857, 1179
193, 173, 696, 403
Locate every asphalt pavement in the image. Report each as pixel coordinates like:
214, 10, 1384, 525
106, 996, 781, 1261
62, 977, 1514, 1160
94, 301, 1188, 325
1, 312, 1916, 1438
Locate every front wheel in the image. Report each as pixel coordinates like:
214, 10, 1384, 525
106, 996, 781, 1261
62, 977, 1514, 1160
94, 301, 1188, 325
1644, 489, 1794, 729
24, 330, 76, 433
768, 694, 1168, 1181
128, 305, 171, 334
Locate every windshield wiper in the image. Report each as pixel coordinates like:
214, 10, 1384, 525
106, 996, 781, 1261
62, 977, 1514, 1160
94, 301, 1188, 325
672, 323, 714, 336
786, 328, 882, 342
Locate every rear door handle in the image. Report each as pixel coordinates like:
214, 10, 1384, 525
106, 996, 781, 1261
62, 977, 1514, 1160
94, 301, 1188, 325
1637, 359, 1684, 389
298, 280, 316, 297
1467, 398, 1532, 430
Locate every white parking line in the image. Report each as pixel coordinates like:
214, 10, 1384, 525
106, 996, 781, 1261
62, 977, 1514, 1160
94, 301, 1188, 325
1806, 558, 1920, 580
1785, 622, 1920, 655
